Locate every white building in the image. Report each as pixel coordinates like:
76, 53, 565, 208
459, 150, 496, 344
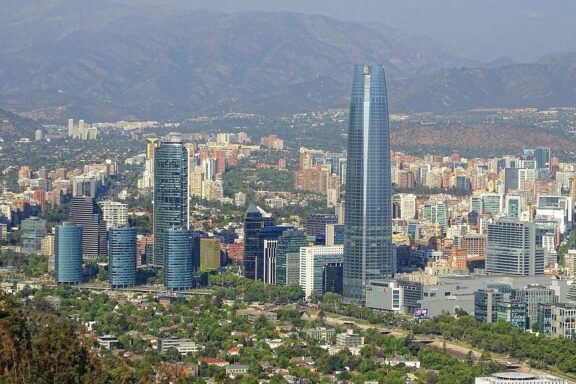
399, 193, 417, 220
299, 245, 343, 298
98, 201, 128, 230
475, 372, 566, 384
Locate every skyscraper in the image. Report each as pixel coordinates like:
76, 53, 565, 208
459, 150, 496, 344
69, 196, 107, 259
164, 227, 193, 290
153, 137, 189, 267
21, 216, 47, 254
108, 226, 137, 288
486, 219, 544, 276
343, 64, 393, 303
55, 222, 83, 284
243, 204, 275, 280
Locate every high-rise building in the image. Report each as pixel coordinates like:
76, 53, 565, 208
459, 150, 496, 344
486, 219, 544, 276
164, 228, 193, 290
99, 201, 128, 230
69, 196, 107, 258
153, 138, 189, 267
343, 64, 393, 304
512, 285, 557, 329
325, 224, 345, 246
21, 216, 47, 254
259, 226, 292, 284
399, 193, 417, 220
243, 204, 275, 280
306, 213, 338, 238
534, 147, 551, 170
299, 245, 344, 298
55, 222, 83, 284
474, 289, 502, 324
108, 226, 137, 288
276, 229, 308, 286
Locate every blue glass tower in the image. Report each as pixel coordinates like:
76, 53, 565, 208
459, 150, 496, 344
55, 222, 83, 284
164, 227, 193, 290
108, 226, 137, 288
343, 64, 393, 304
243, 204, 275, 280
153, 138, 189, 267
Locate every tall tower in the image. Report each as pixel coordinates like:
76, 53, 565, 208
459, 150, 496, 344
243, 204, 275, 280
55, 222, 83, 284
343, 64, 393, 304
69, 196, 107, 259
164, 227, 194, 290
108, 226, 137, 288
153, 137, 189, 267
486, 219, 544, 276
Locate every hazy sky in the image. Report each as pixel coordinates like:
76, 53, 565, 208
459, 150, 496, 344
118, 0, 576, 61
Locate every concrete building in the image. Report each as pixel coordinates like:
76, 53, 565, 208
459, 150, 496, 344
304, 327, 335, 342
99, 201, 128, 230
21, 216, 47, 254
336, 329, 364, 348
550, 303, 576, 339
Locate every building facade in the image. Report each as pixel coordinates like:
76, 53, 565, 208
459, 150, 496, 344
164, 228, 193, 290
69, 196, 107, 258
343, 64, 393, 303
55, 222, 83, 284
153, 138, 189, 267
486, 219, 544, 276
108, 226, 137, 288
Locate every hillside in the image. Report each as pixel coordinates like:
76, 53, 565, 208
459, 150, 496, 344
0, 108, 40, 139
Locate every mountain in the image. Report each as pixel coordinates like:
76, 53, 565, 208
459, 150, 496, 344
0, 108, 40, 139
0, 0, 479, 120
389, 52, 576, 112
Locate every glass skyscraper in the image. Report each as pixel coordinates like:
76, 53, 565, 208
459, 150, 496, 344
243, 204, 275, 280
108, 226, 137, 288
55, 222, 83, 284
164, 227, 194, 290
153, 138, 189, 267
343, 64, 393, 304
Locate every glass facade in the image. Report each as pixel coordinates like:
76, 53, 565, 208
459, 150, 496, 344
55, 222, 83, 284
69, 196, 107, 258
243, 204, 275, 280
164, 227, 193, 290
343, 64, 393, 303
153, 140, 188, 267
108, 226, 137, 288
21, 216, 47, 255
275, 229, 308, 286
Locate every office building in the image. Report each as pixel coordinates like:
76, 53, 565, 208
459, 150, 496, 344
304, 328, 336, 342
276, 229, 308, 286
481, 193, 503, 216
55, 222, 83, 284
512, 285, 557, 328
21, 216, 47, 254
343, 64, 393, 304
325, 224, 345, 246
69, 196, 107, 259
534, 147, 551, 170
164, 228, 193, 290
99, 201, 128, 230
486, 219, 544, 276
153, 138, 189, 267
306, 213, 338, 238
336, 329, 364, 347
260, 225, 292, 284
474, 289, 502, 324
243, 204, 275, 280
505, 195, 521, 218
323, 264, 343, 295
497, 301, 527, 329
108, 226, 136, 288
550, 303, 576, 339
299, 245, 344, 298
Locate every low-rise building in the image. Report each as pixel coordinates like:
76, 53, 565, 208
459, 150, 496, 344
304, 327, 335, 342
336, 329, 364, 348
475, 372, 566, 384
